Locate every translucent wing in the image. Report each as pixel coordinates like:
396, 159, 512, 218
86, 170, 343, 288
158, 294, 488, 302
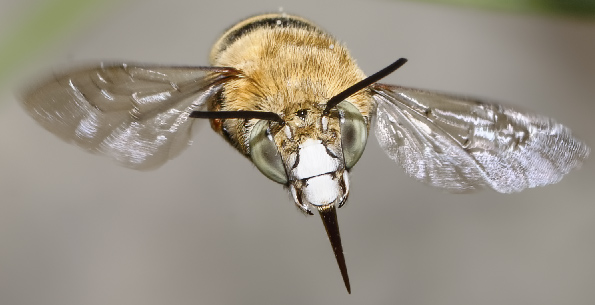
371, 85, 590, 193
23, 64, 237, 170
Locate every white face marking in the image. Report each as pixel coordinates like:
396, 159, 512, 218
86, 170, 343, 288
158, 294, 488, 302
293, 139, 340, 180
302, 174, 340, 206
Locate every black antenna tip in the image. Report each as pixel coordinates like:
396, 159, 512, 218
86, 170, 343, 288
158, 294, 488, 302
318, 205, 351, 293
324, 58, 408, 115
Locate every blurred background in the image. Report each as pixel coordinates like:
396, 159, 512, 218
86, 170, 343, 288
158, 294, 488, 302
1, 0, 594, 304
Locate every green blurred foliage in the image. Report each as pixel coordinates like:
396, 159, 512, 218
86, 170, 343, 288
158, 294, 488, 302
0, 0, 118, 86
411, 0, 595, 17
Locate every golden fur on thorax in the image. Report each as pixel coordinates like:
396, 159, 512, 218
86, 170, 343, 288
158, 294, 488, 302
208, 13, 373, 154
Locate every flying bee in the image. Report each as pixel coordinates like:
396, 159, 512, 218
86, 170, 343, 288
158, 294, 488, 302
22, 13, 590, 293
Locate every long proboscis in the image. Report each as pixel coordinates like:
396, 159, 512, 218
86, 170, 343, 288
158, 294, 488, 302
318, 205, 351, 293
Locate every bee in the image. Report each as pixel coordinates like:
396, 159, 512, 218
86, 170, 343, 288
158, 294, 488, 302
22, 13, 590, 293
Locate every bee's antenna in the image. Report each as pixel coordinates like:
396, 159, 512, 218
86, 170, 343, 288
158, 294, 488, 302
323, 58, 407, 115
189, 110, 284, 123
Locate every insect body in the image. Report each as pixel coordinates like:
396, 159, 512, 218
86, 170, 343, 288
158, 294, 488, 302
22, 13, 590, 293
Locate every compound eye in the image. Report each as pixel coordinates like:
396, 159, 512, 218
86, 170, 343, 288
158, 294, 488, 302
338, 101, 368, 169
249, 120, 288, 184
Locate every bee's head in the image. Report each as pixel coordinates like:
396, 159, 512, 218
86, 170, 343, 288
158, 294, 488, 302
248, 101, 367, 214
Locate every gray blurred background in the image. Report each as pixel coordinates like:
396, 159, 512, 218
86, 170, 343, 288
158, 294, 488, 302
1, 0, 594, 304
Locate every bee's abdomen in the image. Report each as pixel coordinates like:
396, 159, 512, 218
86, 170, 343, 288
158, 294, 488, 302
210, 13, 324, 63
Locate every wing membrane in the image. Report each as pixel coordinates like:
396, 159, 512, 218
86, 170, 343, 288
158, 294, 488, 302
372, 85, 590, 193
23, 64, 237, 169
